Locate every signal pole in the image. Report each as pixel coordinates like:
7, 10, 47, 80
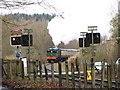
88, 26, 97, 88
80, 32, 87, 88
24, 29, 33, 77
24, 29, 33, 60
80, 32, 87, 54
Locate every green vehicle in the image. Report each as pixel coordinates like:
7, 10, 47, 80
46, 47, 80, 63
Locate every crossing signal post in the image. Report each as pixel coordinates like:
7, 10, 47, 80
10, 29, 22, 61
88, 26, 97, 88
79, 33, 100, 47
24, 29, 33, 60
10, 29, 33, 77
80, 32, 87, 88
79, 26, 100, 88
10, 36, 21, 46
24, 29, 33, 77
10, 35, 33, 46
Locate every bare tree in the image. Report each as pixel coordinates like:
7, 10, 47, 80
0, 0, 63, 26
0, 0, 62, 14
110, 0, 120, 58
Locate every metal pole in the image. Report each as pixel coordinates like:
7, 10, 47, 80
16, 46, 19, 77
83, 35, 85, 48
80, 32, 87, 56
88, 26, 97, 88
28, 32, 30, 61
80, 32, 87, 88
28, 32, 31, 77
24, 29, 33, 78
91, 30, 95, 88
92, 30, 94, 45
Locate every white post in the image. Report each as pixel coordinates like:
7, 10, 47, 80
22, 57, 28, 76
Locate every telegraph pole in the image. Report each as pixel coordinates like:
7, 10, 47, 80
88, 26, 97, 88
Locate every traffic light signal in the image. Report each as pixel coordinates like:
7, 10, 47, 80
21, 35, 33, 46
10, 35, 33, 46
79, 38, 90, 47
86, 33, 100, 44
93, 33, 100, 43
79, 33, 100, 47
10, 36, 21, 45
79, 38, 83, 47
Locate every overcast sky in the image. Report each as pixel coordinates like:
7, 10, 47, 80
1, 0, 119, 45
47, 0, 118, 45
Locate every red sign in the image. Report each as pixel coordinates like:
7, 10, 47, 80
11, 29, 23, 35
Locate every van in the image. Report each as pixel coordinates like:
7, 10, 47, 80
116, 58, 120, 65
95, 62, 108, 72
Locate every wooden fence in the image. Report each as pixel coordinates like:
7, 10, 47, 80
1, 58, 120, 88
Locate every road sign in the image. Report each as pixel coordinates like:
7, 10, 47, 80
11, 29, 23, 35
90, 46, 97, 50
16, 53, 20, 58
88, 26, 97, 31
24, 29, 33, 33
87, 70, 92, 80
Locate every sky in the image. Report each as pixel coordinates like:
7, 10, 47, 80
47, 0, 118, 45
0, 0, 119, 45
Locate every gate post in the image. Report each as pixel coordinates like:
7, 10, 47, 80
51, 61, 55, 83
58, 62, 62, 87
71, 62, 75, 88
65, 61, 69, 87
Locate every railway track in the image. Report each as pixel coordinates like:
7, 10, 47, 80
43, 66, 120, 88
19, 62, 120, 88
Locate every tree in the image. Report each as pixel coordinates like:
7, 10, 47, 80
64, 39, 79, 49
110, 1, 120, 58
0, 0, 63, 27
57, 41, 65, 48
110, 14, 118, 38
101, 35, 108, 43
2, 14, 54, 60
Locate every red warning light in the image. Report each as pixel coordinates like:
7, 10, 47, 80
10, 36, 21, 46
12, 38, 16, 41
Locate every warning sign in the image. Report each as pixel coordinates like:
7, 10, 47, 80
87, 70, 92, 80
